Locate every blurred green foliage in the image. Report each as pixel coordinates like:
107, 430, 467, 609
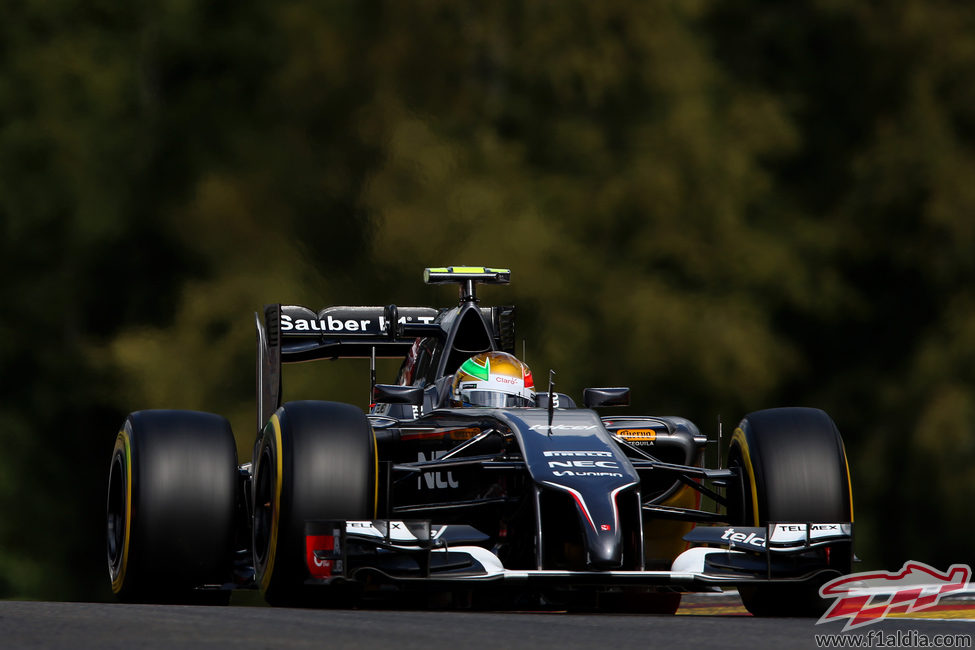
2, 0, 975, 599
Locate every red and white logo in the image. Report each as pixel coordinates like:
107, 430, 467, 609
818, 561, 971, 630
305, 534, 336, 579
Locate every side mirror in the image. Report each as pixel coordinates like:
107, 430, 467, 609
583, 387, 630, 408
374, 384, 424, 406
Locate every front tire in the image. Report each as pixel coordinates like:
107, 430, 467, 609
252, 401, 377, 606
726, 407, 853, 617
107, 410, 239, 603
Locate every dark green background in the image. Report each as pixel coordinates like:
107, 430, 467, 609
2, 1, 974, 600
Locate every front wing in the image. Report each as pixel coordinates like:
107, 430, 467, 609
303, 519, 853, 591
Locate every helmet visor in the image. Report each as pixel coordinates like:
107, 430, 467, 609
461, 390, 535, 408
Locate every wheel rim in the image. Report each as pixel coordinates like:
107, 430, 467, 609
253, 444, 275, 568
725, 449, 753, 526
106, 451, 127, 580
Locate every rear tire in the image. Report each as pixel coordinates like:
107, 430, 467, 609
107, 410, 239, 603
726, 407, 853, 617
252, 401, 377, 606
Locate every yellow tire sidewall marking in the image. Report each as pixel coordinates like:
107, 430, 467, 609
842, 440, 854, 522
110, 427, 132, 594
731, 427, 761, 526
260, 413, 285, 592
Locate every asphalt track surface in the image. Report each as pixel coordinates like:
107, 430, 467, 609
2, 594, 973, 649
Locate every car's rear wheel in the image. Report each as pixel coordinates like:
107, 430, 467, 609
726, 407, 853, 617
252, 401, 377, 606
107, 410, 238, 603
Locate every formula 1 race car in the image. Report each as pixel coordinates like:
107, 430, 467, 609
106, 267, 854, 616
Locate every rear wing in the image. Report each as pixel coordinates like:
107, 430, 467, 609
276, 304, 441, 361
255, 304, 437, 433
255, 302, 515, 432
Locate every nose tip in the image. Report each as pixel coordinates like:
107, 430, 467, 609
585, 530, 623, 569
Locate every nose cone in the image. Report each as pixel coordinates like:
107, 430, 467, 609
584, 526, 623, 569
572, 493, 625, 569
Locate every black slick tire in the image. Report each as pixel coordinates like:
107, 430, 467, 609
107, 410, 239, 603
726, 407, 853, 617
251, 401, 377, 606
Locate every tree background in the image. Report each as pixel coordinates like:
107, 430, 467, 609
2, 0, 974, 600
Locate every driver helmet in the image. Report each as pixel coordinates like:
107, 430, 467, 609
451, 351, 535, 408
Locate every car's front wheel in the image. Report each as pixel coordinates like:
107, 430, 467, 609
252, 401, 377, 606
726, 407, 853, 617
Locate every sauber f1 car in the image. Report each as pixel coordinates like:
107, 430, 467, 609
106, 267, 854, 616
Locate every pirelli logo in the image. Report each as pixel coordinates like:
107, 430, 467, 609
618, 429, 656, 445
